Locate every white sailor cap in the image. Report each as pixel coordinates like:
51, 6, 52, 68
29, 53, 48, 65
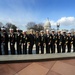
51, 29, 55, 32
46, 29, 49, 32
36, 31, 39, 33
16, 28, 19, 30
1, 27, 5, 30
40, 30, 44, 33
9, 28, 13, 31
23, 30, 26, 34
57, 30, 61, 32
62, 30, 66, 33
68, 31, 71, 34
23, 30, 26, 32
29, 29, 33, 32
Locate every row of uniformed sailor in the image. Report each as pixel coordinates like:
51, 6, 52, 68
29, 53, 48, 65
0, 27, 75, 55
0, 28, 28, 55
56, 31, 73, 53
39, 30, 74, 53
35, 30, 56, 54
12, 28, 28, 54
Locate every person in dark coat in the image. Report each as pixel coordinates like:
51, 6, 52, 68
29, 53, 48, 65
1, 27, 8, 55
51, 30, 56, 53
16, 28, 22, 54
9, 28, 15, 55
28, 30, 34, 54
40, 30, 45, 54
22, 31, 28, 54
72, 32, 75, 52
45, 30, 51, 53
0, 28, 2, 55
61, 31, 67, 53
34, 31, 40, 54
56, 30, 62, 53
66, 32, 72, 52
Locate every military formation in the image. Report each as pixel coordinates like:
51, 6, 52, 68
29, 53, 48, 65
0, 27, 75, 55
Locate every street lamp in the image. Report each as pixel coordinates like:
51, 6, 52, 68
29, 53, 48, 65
57, 23, 60, 31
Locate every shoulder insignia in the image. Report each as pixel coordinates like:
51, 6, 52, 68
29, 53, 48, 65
26, 37, 27, 40
67, 37, 68, 39
50, 36, 51, 39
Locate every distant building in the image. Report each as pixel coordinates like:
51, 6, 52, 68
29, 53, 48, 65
44, 19, 51, 31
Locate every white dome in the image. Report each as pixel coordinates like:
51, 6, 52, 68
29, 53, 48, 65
44, 19, 51, 31
44, 20, 51, 27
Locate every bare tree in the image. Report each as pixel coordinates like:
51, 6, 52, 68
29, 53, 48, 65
26, 22, 44, 31
37, 23, 44, 32
5, 23, 17, 32
26, 22, 36, 30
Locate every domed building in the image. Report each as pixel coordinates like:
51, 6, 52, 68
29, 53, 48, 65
44, 19, 51, 31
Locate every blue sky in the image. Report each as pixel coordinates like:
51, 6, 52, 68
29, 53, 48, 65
0, 0, 75, 30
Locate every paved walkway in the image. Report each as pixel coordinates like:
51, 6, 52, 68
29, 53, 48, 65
0, 58, 75, 75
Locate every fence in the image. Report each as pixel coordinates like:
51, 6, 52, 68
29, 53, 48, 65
0, 42, 75, 62
1, 42, 74, 55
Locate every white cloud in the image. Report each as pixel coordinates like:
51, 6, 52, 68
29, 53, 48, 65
57, 17, 75, 26
44, 17, 75, 30
48, 17, 75, 27
50, 20, 56, 26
